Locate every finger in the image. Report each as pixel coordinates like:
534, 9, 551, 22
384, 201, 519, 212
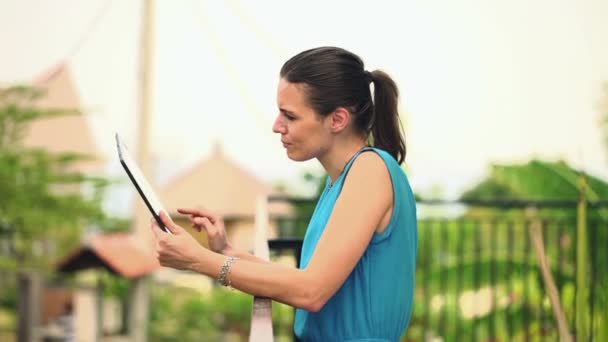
191, 223, 202, 232
150, 218, 163, 239
177, 207, 203, 216
200, 217, 220, 239
189, 217, 203, 232
159, 210, 181, 234
192, 217, 206, 226
191, 217, 214, 237
193, 217, 214, 232
178, 207, 219, 223
181, 214, 197, 227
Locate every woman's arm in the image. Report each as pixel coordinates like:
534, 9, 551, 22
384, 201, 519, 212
154, 152, 392, 312
222, 246, 269, 264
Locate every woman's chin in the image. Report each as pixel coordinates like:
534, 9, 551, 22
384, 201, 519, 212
286, 150, 313, 162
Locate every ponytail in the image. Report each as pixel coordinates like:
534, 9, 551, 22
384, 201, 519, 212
369, 70, 406, 164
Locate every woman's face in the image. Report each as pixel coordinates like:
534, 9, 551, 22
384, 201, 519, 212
273, 78, 332, 161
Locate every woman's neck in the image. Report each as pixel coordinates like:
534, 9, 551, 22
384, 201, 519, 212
318, 137, 368, 185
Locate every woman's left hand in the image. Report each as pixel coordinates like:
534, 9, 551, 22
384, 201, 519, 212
151, 211, 206, 271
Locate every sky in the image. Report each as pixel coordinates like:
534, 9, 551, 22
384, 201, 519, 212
1, 0, 607, 216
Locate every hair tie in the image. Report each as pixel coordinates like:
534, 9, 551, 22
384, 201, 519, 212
365, 71, 375, 105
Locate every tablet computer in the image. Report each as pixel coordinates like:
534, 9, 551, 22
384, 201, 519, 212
115, 133, 172, 234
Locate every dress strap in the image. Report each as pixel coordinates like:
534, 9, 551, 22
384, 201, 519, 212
342, 146, 375, 175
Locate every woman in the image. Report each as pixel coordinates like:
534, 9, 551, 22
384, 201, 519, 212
151, 47, 418, 341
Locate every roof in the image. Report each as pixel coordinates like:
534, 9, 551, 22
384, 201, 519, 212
160, 144, 292, 218
56, 232, 160, 278
24, 62, 103, 173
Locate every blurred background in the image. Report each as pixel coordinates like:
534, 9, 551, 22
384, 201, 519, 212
0, 0, 607, 341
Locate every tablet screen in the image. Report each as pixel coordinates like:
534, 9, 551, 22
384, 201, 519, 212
115, 133, 171, 234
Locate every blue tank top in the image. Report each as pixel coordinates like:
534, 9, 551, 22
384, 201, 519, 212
294, 147, 418, 342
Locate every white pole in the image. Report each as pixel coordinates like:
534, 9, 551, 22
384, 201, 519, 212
249, 195, 273, 341
134, 0, 155, 242
129, 0, 155, 341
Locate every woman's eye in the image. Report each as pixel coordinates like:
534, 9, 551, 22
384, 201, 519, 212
283, 112, 295, 121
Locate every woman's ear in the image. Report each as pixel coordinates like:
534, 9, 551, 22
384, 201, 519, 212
329, 107, 351, 133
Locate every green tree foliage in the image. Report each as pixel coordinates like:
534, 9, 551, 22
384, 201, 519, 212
148, 285, 296, 342
461, 160, 608, 224
0, 85, 128, 272
461, 160, 608, 202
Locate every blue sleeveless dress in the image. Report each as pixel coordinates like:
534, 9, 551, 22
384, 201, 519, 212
294, 147, 418, 342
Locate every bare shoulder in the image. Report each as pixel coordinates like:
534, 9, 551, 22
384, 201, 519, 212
341, 151, 392, 203
346, 151, 391, 185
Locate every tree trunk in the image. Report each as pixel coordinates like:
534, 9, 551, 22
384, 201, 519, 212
527, 208, 572, 342
576, 176, 589, 342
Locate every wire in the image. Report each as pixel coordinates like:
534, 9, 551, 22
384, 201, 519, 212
38, 0, 113, 81
223, 0, 287, 57
191, 0, 273, 133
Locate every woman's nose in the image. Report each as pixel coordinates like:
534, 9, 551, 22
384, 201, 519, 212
273, 115, 286, 134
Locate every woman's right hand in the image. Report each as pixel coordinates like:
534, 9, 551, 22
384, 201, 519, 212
177, 207, 233, 255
